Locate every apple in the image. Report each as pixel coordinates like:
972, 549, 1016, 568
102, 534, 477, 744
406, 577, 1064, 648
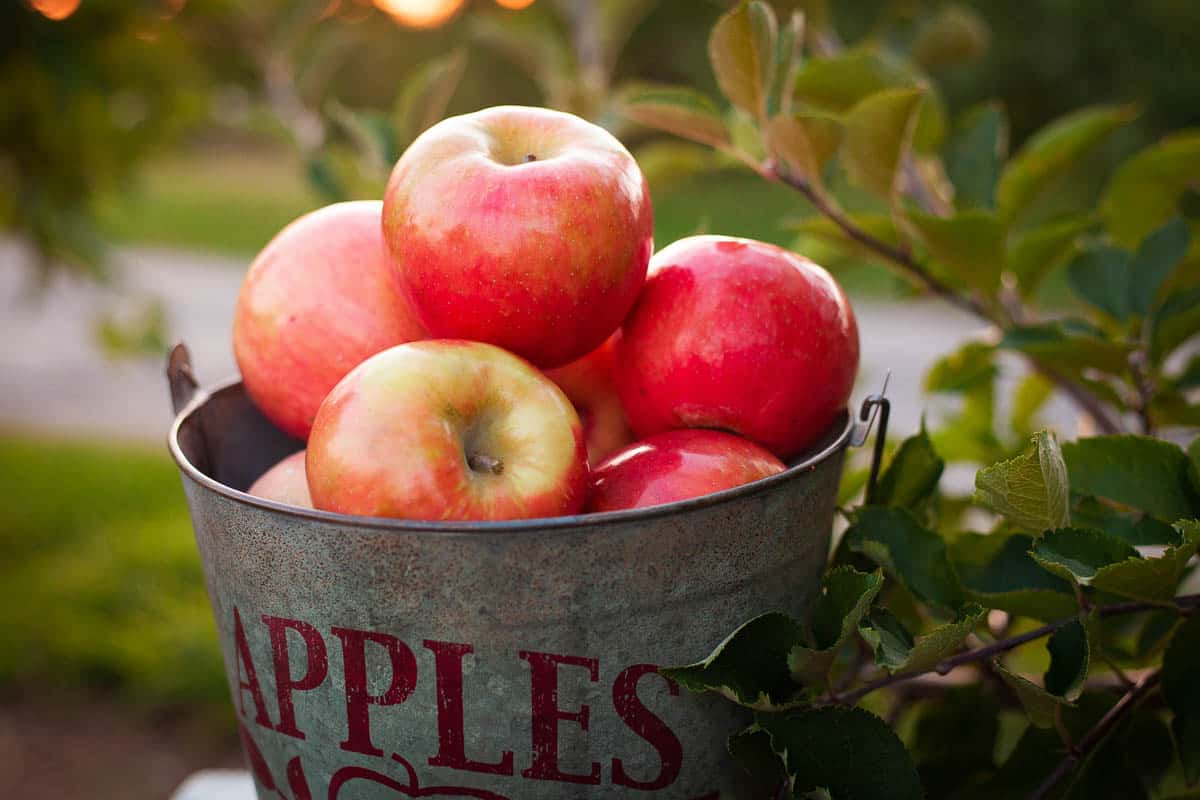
544, 334, 634, 465
586, 429, 785, 512
381, 105, 653, 369
306, 340, 588, 521
233, 201, 425, 440
247, 451, 312, 508
615, 235, 859, 460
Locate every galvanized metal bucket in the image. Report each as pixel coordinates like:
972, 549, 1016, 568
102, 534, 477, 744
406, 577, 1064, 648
166, 344, 888, 800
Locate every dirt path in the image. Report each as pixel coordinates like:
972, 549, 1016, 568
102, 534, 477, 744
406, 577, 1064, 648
0, 697, 241, 800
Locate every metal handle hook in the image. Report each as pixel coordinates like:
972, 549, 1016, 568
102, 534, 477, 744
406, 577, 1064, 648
167, 342, 202, 416
850, 372, 891, 505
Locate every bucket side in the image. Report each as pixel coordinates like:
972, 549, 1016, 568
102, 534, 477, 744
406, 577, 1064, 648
179, 444, 841, 799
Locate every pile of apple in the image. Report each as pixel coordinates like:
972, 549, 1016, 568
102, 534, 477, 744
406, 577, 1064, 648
235, 105, 859, 521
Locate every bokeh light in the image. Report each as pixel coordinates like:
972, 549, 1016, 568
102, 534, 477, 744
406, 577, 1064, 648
30, 0, 81, 21
373, 0, 464, 28
495, 0, 536, 9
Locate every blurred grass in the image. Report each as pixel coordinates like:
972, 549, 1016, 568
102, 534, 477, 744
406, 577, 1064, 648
96, 150, 324, 257
0, 432, 228, 715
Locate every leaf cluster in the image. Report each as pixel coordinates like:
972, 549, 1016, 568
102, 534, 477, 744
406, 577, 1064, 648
643, 8, 1200, 795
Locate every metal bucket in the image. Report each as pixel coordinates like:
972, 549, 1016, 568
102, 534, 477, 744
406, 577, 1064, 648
166, 344, 887, 800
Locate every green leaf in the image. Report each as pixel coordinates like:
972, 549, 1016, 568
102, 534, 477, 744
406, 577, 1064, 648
789, 567, 885, 688
1152, 285, 1200, 361
391, 49, 467, 153
662, 611, 805, 710
1101, 130, 1200, 250
871, 427, 944, 510
841, 87, 924, 200
1065, 218, 1191, 322
860, 603, 986, 673
765, 111, 843, 188
911, 4, 990, 70
997, 621, 1096, 734
925, 341, 996, 393
846, 507, 963, 610
1043, 618, 1090, 700
910, 685, 1000, 796
1071, 496, 1183, 546
728, 726, 787, 794
905, 209, 1007, 293
761, 707, 923, 800
950, 532, 1077, 620
1084, 520, 1200, 604
1066, 245, 1134, 321
1008, 215, 1093, 298
1130, 217, 1192, 314
1062, 435, 1198, 521
1174, 355, 1200, 390
1030, 527, 1141, 585
620, 85, 731, 148
791, 47, 912, 112
944, 102, 1008, 211
974, 431, 1070, 534
709, 1, 777, 119
1011, 372, 1056, 437
999, 320, 1134, 375
1163, 611, 1200, 784
998, 104, 1138, 225
992, 656, 1072, 728
857, 607, 913, 670
1191, 439, 1200, 496
790, 46, 946, 151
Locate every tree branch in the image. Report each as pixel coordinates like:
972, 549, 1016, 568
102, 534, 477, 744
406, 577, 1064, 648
761, 162, 1128, 435
817, 594, 1199, 707
764, 164, 993, 320
1026, 671, 1161, 800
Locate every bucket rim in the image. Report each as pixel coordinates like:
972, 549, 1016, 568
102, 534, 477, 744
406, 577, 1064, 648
168, 375, 853, 535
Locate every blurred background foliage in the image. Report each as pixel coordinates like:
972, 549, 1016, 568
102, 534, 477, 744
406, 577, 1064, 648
5, 0, 1200, 277
1, 0, 1199, 794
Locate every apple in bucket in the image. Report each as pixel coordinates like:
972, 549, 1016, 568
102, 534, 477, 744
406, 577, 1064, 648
233, 201, 425, 440
587, 429, 786, 513
616, 235, 859, 461
381, 105, 654, 369
247, 451, 312, 508
306, 340, 588, 520
544, 334, 635, 466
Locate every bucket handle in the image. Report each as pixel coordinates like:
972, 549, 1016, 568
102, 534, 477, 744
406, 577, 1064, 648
850, 372, 891, 504
167, 342, 207, 416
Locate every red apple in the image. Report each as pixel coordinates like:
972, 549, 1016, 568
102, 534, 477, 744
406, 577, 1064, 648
544, 334, 634, 465
381, 105, 653, 369
247, 451, 312, 508
233, 201, 425, 440
615, 235, 859, 460
306, 340, 588, 521
586, 429, 785, 512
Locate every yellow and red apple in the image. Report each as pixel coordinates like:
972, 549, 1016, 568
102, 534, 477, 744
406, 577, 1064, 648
382, 106, 653, 369
306, 340, 588, 521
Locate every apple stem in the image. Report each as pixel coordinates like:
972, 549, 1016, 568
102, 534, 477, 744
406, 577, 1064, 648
467, 453, 505, 475
524, 153, 537, 163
